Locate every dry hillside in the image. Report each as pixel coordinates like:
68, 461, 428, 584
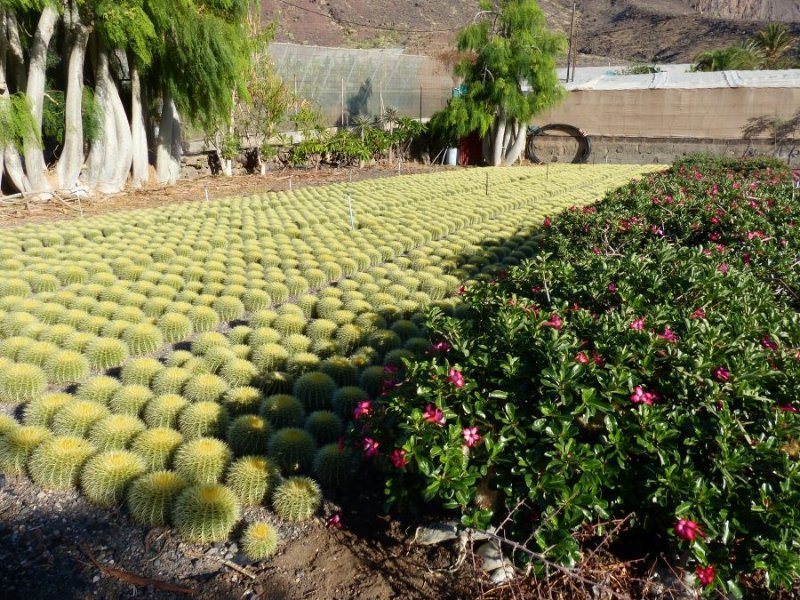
262, 0, 800, 63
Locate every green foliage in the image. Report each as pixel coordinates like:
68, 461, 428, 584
172, 484, 241, 543
693, 23, 798, 71
0, 93, 41, 151
272, 476, 321, 522
370, 158, 800, 593
42, 88, 103, 146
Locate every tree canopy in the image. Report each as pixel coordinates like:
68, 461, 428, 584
431, 0, 566, 166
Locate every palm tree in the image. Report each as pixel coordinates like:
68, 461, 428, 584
692, 45, 760, 72
752, 23, 796, 69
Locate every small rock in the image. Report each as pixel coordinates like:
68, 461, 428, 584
475, 541, 504, 572
92, 575, 100, 583
489, 561, 516, 584
228, 543, 238, 554
36, 491, 45, 500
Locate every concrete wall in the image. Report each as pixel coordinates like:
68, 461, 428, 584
531, 135, 800, 167
538, 88, 800, 139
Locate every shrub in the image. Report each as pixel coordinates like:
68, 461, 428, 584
369, 158, 800, 594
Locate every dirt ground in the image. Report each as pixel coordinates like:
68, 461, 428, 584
0, 467, 484, 600
0, 164, 444, 228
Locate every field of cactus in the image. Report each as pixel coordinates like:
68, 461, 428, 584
0, 164, 658, 560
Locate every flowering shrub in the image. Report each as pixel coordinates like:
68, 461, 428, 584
365, 156, 800, 595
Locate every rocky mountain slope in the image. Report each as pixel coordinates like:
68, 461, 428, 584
262, 0, 799, 64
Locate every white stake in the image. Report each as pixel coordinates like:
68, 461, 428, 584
348, 194, 355, 231
204, 185, 209, 202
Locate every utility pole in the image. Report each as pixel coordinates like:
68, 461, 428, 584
566, 3, 576, 83
570, 3, 579, 82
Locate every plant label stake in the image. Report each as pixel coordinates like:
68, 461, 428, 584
204, 185, 209, 202
348, 194, 355, 231
289, 176, 293, 192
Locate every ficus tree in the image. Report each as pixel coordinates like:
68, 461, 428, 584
433, 0, 566, 166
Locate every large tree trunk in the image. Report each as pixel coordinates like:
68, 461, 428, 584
0, 10, 31, 194
130, 63, 149, 187
5, 11, 26, 92
56, 22, 90, 191
24, 5, 59, 194
504, 120, 527, 166
156, 94, 182, 184
86, 44, 132, 193
492, 116, 507, 166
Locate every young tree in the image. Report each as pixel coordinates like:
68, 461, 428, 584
436, 0, 566, 166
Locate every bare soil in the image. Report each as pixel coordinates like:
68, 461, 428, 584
0, 468, 481, 600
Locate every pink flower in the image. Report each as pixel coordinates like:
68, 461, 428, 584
361, 437, 379, 458
592, 351, 604, 365
674, 518, 705, 541
431, 341, 451, 353
592, 246, 600, 255
607, 283, 617, 293
544, 314, 562, 330
691, 307, 706, 320
383, 364, 399, 375
713, 366, 731, 382
780, 404, 799, 414
718, 263, 729, 274
448, 368, 465, 388
423, 404, 445, 426
463, 427, 481, 447
390, 449, 407, 468
575, 351, 590, 365
354, 400, 372, 420
457, 285, 466, 296
327, 513, 343, 529
658, 327, 679, 342
630, 318, 645, 331
630, 386, 657, 406
696, 565, 715, 587
761, 336, 778, 351
543, 217, 552, 228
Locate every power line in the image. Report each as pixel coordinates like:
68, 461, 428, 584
275, 0, 461, 34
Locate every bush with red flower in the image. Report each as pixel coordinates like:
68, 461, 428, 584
361, 156, 800, 595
